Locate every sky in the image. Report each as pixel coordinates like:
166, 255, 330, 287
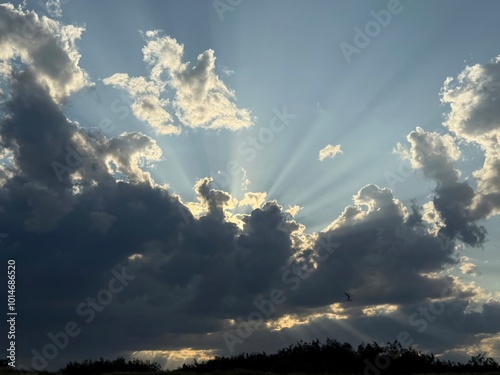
1, 0, 500, 371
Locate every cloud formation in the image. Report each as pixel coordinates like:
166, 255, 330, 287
397, 127, 486, 246
0, 3, 89, 102
102, 73, 178, 135
440, 56, 500, 219
104, 31, 253, 135
318, 144, 343, 161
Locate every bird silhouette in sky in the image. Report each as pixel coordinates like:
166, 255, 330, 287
345, 292, 352, 302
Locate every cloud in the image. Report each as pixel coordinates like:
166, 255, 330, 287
440, 55, 500, 219
241, 167, 250, 190
459, 256, 481, 276
0, 3, 89, 102
238, 192, 267, 209
285, 205, 301, 218
104, 31, 253, 134
293, 184, 459, 311
396, 127, 486, 246
1, 74, 499, 368
104, 132, 163, 185
45, 0, 63, 18
318, 144, 342, 161
89, 211, 117, 234
102, 73, 179, 135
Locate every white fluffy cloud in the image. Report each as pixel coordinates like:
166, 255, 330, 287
104, 132, 163, 185
318, 144, 342, 161
0, 3, 89, 102
238, 191, 267, 209
323, 184, 407, 231
104, 31, 253, 134
400, 127, 461, 184
459, 256, 480, 276
440, 56, 500, 219
102, 73, 179, 135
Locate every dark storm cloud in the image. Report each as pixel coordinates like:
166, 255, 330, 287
0, 68, 299, 369
286, 184, 458, 309
0, 70, 96, 233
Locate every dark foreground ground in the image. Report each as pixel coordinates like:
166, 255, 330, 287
3, 369, 500, 375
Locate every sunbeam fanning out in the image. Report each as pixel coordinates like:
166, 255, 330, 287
2, 1, 500, 372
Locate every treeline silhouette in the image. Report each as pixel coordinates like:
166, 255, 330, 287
59, 356, 161, 375
6, 339, 498, 375
176, 339, 499, 374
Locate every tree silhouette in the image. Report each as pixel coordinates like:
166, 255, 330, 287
175, 338, 499, 374
43, 338, 500, 375
59, 356, 161, 375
